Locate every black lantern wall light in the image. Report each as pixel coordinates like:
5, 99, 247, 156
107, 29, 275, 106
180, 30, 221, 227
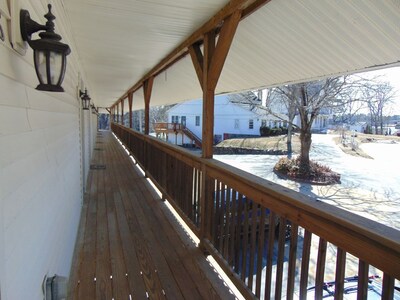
20, 4, 70, 92
79, 88, 91, 110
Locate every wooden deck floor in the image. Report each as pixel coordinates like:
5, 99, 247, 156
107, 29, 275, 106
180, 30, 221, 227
68, 131, 235, 299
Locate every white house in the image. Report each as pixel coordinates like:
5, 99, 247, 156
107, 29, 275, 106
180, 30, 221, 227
165, 94, 286, 145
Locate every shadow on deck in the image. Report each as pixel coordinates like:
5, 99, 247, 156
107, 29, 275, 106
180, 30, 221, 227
68, 130, 235, 299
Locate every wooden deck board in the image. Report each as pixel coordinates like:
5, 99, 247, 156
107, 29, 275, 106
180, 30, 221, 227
69, 131, 233, 299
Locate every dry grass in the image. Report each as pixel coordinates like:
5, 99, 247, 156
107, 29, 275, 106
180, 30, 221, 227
216, 134, 301, 152
216, 131, 400, 159
332, 131, 400, 159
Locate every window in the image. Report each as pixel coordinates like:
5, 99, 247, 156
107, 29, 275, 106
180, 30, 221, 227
195, 116, 200, 126
181, 116, 186, 126
171, 115, 179, 123
261, 120, 266, 127
234, 119, 239, 129
249, 119, 254, 129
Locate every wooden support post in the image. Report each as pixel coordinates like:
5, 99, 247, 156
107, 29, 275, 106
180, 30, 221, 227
105, 108, 111, 115
121, 98, 124, 126
128, 93, 133, 129
143, 77, 154, 135
190, 11, 241, 254
189, 10, 241, 158
201, 31, 215, 159
116, 104, 119, 124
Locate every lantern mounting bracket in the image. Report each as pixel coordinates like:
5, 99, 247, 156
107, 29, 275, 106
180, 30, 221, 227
20, 9, 47, 42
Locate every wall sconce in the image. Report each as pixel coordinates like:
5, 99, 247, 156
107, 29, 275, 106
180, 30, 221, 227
80, 89, 90, 110
91, 104, 97, 114
20, 4, 71, 92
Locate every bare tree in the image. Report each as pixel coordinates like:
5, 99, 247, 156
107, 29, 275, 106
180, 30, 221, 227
331, 95, 366, 125
363, 82, 395, 134
271, 77, 354, 173
267, 88, 297, 157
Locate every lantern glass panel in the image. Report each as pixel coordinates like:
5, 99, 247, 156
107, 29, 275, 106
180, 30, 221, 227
35, 50, 47, 84
49, 52, 63, 85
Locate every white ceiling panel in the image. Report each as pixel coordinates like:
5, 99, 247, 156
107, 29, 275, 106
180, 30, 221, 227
65, 0, 400, 108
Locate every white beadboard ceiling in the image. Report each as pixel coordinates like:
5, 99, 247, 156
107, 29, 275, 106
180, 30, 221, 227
64, 0, 400, 110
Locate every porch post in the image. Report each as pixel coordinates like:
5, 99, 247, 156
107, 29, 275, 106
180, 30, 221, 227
143, 77, 154, 135
116, 103, 119, 124
189, 10, 241, 158
189, 11, 241, 251
201, 31, 216, 159
121, 98, 124, 126
128, 92, 133, 129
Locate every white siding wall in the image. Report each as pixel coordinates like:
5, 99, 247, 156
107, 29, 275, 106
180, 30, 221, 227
167, 95, 261, 145
0, 1, 93, 299
213, 96, 260, 138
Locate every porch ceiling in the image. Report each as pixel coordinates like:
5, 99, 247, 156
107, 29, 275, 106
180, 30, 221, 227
64, 0, 400, 110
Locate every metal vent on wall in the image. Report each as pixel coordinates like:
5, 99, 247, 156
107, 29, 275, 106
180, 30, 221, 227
90, 164, 106, 170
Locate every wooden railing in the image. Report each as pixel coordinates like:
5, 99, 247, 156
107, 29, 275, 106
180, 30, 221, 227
153, 122, 183, 131
154, 122, 202, 147
112, 123, 400, 299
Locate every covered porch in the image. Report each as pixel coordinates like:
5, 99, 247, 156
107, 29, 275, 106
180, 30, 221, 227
68, 130, 233, 299
73, 124, 398, 299
1, 0, 400, 299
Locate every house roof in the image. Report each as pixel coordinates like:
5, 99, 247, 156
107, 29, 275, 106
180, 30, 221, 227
64, 1, 400, 110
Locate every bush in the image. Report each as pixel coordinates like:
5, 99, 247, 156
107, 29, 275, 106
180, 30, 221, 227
260, 126, 271, 136
260, 125, 288, 137
274, 157, 341, 184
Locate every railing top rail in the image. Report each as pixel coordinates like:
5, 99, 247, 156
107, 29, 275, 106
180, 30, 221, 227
114, 123, 202, 166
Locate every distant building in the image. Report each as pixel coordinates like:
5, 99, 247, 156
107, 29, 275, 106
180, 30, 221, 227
157, 91, 332, 146
159, 94, 286, 146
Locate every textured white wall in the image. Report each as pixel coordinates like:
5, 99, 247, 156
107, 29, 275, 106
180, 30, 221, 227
0, 1, 93, 299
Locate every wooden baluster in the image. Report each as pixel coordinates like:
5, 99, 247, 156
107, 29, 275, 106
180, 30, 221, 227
315, 238, 327, 300
357, 260, 369, 300
223, 186, 231, 260
274, 216, 287, 299
241, 198, 250, 282
286, 223, 298, 300
218, 183, 225, 252
214, 181, 221, 247
334, 248, 346, 300
234, 193, 244, 273
228, 189, 237, 267
264, 211, 276, 300
382, 273, 395, 300
192, 168, 198, 226
248, 201, 259, 291
299, 230, 312, 299
255, 207, 267, 298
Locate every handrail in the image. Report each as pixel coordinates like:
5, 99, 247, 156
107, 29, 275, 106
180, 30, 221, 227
112, 123, 400, 299
154, 122, 202, 147
153, 122, 183, 131
182, 126, 202, 147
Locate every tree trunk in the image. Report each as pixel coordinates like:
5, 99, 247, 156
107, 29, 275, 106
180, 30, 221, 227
299, 128, 312, 174
287, 126, 293, 158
